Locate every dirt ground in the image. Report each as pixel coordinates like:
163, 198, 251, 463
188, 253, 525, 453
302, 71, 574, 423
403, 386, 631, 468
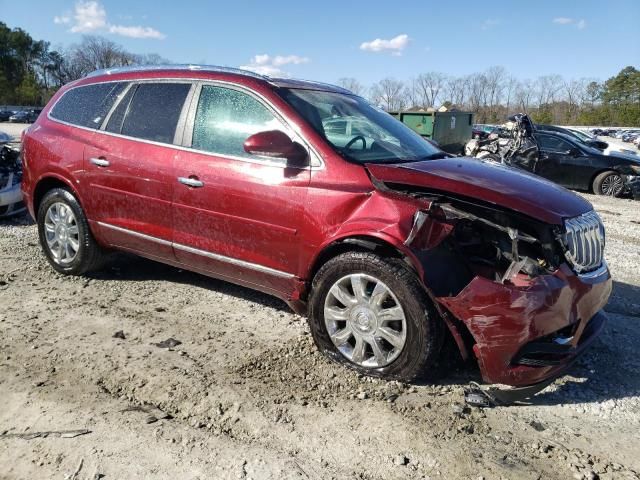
1, 125, 639, 479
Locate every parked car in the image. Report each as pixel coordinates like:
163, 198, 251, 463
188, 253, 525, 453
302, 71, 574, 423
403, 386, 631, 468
517, 131, 640, 198
0, 110, 15, 122
535, 124, 608, 150
590, 128, 605, 136
21, 65, 611, 388
8, 109, 39, 123
622, 131, 640, 142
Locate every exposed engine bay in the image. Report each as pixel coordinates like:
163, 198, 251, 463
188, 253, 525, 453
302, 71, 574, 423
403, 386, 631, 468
383, 183, 567, 296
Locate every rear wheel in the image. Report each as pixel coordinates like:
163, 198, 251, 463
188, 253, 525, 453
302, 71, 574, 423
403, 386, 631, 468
37, 188, 106, 275
593, 171, 625, 197
308, 252, 444, 382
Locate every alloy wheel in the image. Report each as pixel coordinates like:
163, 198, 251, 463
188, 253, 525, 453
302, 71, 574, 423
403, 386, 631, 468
324, 273, 407, 368
600, 174, 624, 196
44, 202, 80, 265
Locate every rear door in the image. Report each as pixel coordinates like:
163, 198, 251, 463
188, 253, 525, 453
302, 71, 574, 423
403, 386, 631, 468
172, 83, 311, 294
84, 81, 194, 258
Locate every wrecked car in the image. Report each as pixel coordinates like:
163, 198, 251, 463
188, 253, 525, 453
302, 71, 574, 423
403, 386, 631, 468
21, 65, 611, 388
466, 115, 640, 198
0, 137, 24, 218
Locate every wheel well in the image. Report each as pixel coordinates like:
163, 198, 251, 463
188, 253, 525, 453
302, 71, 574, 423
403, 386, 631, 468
308, 236, 407, 285
33, 177, 72, 213
307, 235, 475, 364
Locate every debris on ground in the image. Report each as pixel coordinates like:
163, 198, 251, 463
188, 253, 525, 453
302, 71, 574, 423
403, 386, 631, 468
151, 337, 181, 348
0, 429, 91, 440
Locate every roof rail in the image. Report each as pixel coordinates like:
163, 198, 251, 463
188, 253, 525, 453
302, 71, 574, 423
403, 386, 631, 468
85, 64, 270, 80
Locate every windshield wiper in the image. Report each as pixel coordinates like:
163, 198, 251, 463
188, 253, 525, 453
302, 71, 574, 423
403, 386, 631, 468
416, 152, 449, 161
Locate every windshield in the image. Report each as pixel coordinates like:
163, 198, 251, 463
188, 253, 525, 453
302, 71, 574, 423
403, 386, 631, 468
569, 129, 592, 141
278, 88, 442, 164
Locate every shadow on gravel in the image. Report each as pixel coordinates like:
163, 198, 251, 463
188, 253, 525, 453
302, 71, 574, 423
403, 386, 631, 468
89, 252, 640, 406
88, 252, 292, 313
0, 211, 34, 226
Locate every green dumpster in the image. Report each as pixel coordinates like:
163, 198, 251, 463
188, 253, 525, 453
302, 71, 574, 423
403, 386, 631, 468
388, 110, 474, 154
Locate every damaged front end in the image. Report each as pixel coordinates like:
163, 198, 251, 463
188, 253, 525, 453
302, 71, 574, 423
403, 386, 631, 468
0, 144, 25, 218
396, 188, 611, 387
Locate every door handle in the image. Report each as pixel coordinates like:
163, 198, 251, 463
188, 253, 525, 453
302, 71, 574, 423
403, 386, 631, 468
178, 176, 204, 188
90, 157, 110, 167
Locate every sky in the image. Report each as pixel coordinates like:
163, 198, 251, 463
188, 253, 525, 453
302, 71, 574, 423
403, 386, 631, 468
1, 0, 639, 85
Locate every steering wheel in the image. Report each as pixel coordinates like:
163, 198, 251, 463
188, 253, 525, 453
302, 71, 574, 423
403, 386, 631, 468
345, 135, 366, 150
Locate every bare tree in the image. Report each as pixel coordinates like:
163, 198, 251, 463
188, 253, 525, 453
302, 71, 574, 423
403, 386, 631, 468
466, 73, 487, 113
503, 76, 519, 114
514, 79, 534, 112
484, 66, 507, 121
403, 78, 422, 108
563, 78, 588, 123
415, 72, 446, 107
534, 75, 564, 107
443, 76, 468, 107
369, 78, 407, 111
46, 36, 170, 84
132, 53, 171, 66
336, 77, 366, 96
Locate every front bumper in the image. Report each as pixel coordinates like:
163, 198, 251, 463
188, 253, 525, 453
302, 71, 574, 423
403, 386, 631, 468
437, 262, 612, 387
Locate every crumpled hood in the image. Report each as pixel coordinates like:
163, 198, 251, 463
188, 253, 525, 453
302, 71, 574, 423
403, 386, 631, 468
367, 157, 592, 225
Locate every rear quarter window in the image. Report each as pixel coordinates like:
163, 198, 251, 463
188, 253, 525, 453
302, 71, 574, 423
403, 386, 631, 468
50, 82, 127, 129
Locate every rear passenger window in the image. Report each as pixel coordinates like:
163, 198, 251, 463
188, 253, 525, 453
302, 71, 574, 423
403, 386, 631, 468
192, 85, 282, 158
121, 83, 191, 144
105, 85, 137, 134
50, 82, 126, 129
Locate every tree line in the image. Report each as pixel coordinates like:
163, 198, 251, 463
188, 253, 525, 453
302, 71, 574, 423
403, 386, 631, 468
341, 65, 639, 127
1, 22, 638, 126
0, 22, 167, 107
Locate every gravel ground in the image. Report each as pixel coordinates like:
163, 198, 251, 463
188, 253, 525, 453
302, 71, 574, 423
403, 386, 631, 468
0, 124, 639, 479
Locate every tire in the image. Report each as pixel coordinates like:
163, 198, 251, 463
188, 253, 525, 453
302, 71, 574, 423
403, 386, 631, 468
308, 251, 444, 383
37, 188, 106, 275
593, 170, 625, 197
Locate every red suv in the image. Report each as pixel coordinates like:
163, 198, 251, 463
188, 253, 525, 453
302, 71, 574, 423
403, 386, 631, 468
21, 65, 611, 387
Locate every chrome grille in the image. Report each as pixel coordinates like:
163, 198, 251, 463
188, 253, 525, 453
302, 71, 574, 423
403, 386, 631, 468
563, 211, 605, 273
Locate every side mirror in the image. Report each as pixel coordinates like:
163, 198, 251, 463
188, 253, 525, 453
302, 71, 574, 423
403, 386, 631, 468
243, 130, 308, 167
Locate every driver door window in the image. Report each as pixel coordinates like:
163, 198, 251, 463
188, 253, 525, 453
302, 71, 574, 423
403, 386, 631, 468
191, 85, 284, 159
538, 134, 572, 153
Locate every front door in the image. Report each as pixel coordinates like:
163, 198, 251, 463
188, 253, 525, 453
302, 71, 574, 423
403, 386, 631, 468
534, 134, 582, 189
172, 84, 310, 295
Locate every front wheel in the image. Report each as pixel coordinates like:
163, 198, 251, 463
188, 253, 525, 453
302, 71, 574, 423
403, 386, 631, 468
593, 170, 625, 197
308, 252, 444, 382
